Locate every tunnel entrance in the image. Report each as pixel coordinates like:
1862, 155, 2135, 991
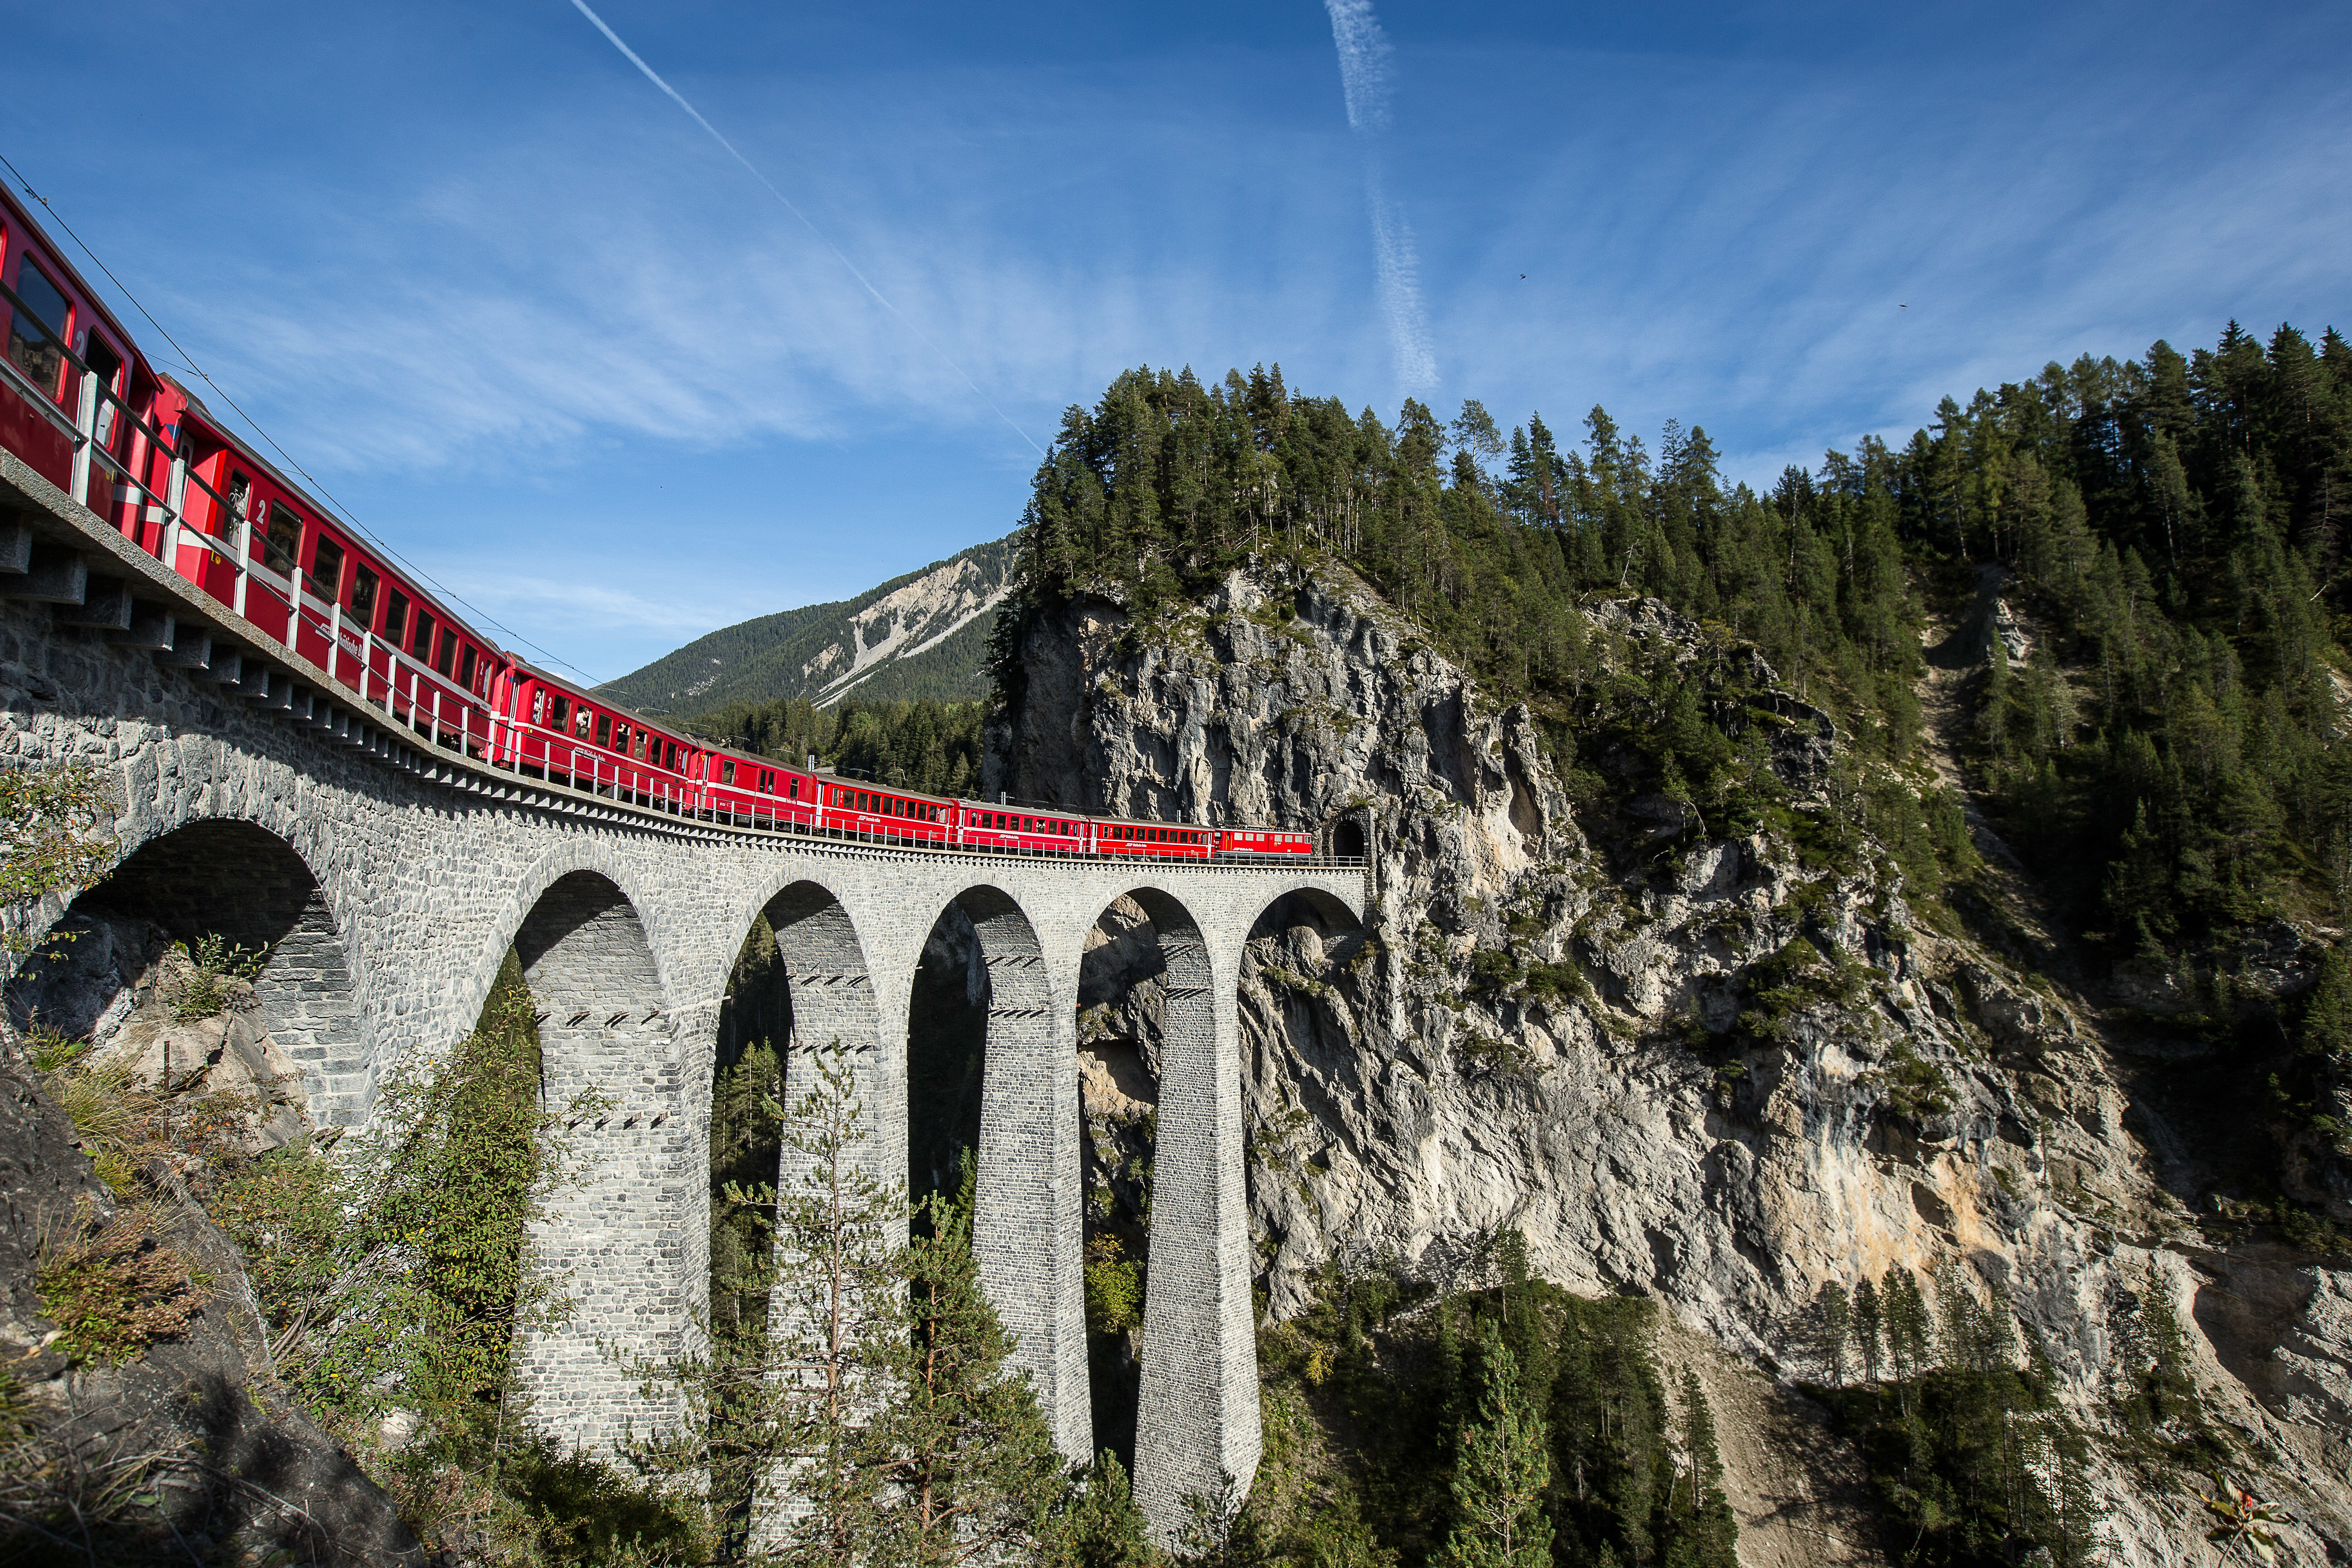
1328, 816, 1367, 858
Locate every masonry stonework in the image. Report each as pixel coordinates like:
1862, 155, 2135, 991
0, 476, 1364, 1540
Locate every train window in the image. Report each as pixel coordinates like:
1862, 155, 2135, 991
410, 609, 435, 660
549, 696, 569, 731
312, 537, 346, 603
6, 257, 69, 399
596, 714, 612, 748
720, 759, 735, 785
262, 502, 300, 577
225, 471, 253, 532
458, 645, 477, 690
574, 707, 591, 739
434, 629, 457, 678
382, 588, 409, 644
638, 732, 652, 763
351, 567, 377, 629
666, 742, 678, 771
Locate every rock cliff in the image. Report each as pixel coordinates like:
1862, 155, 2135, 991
1, 917, 422, 1564
988, 555, 2352, 1567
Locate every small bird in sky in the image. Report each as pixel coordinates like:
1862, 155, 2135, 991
1519, 273, 1527, 279
1899, 303, 1908, 309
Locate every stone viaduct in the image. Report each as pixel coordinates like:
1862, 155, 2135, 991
0, 455, 1366, 1536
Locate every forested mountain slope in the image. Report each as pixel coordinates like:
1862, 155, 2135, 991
983, 330, 2352, 1567
598, 533, 1015, 715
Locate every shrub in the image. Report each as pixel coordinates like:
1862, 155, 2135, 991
35, 1201, 201, 1366
1882, 1044, 1956, 1122
1085, 1237, 1143, 1335
0, 761, 116, 957
170, 932, 268, 1023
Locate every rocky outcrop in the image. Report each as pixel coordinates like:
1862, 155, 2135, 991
989, 556, 2352, 1566
0, 924, 421, 1565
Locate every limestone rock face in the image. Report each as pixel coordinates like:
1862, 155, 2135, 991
987, 558, 2352, 1566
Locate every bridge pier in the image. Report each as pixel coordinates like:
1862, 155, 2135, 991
1131, 902, 1262, 1535
511, 869, 704, 1451
964, 889, 1092, 1464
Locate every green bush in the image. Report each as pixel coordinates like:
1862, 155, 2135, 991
169, 932, 268, 1022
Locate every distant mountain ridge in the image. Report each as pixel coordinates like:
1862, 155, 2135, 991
599, 534, 1015, 716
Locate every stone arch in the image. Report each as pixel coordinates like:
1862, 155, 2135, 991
763, 878, 882, 1068
22, 818, 365, 1126
916, 882, 1088, 1462
715, 872, 888, 1189
506, 867, 689, 1454
1109, 885, 1259, 1539
1245, 883, 1368, 942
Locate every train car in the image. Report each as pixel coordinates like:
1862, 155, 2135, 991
1096, 817, 1213, 860
159, 379, 508, 761
818, 778, 954, 845
505, 664, 713, 816
958, 803, 1088, 855
1, 186, 174, 538
1214, 827, 1315, 858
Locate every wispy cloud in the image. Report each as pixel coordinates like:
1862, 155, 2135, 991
1324, 0, 1437, 395
564, 0, 1042, 457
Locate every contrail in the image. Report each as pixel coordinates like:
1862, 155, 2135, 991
567, 0, 1044, 457
1324, 0, 1394, 132
1323, 0, 1436, 393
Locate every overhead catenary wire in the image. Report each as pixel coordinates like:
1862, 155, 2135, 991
0, 149, 616, 688
565, 0, 1045, 461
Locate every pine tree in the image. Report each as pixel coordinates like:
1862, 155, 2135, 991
1851, 1276, 1883, 1383
2304, 945, 2352, 1058
1661, 1371, 1739, 1568
1038, 1452, 1162, 1568
615, 1044, 906, 1563
1436, 1320, 1553, 1568
1813, 1283, 1852, 1387
770, 1046, 905, 1566
868, 1186, 1066, 1568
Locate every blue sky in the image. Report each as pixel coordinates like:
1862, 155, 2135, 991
8, 1, 2349, 681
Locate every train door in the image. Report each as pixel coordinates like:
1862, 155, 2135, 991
80, 332, 127, 529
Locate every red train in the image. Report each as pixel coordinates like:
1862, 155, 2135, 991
0, 184, 1337, 864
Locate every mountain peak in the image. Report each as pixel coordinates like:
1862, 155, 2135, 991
598, 534, 1017, 715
